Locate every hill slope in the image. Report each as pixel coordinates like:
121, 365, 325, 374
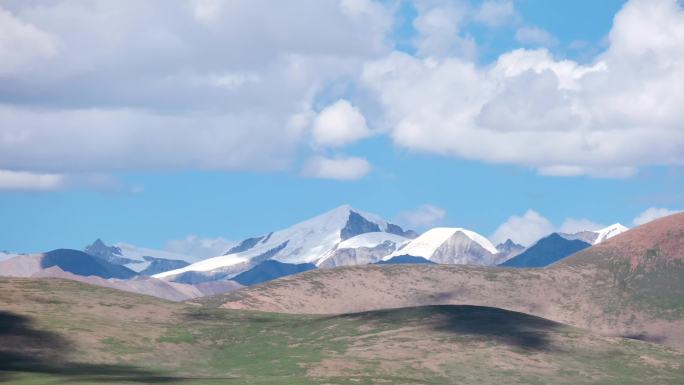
1, 277, 683, 385
212, 213, 684, 350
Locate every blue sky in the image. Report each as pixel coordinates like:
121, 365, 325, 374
1, 0, 683, 254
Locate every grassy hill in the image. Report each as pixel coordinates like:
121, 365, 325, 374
1, 277, 683, 385
212, 213, 684, 350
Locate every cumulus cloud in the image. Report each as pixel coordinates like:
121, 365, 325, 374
0, 105, 304, 173
0, 170, 65, 191
515, 26, 558, 47
396, 204, 447, 228
312, 99, 371, 147
633, 207, 682, 225
301, 155, 371, 180
2, 0, 683, 188
164, 235, 234, 259
0, 169, 136, 192
490, 210, 555, 246
412, 2, 476, 58
362, 0, 684, 178
558, 218, 606, 234
189, 0, 225, 23
490, 209, 670, 246
0, 7, 59, 75
474, 0, 518, 27
490, 210, 615, 246
0, 0, 392, 184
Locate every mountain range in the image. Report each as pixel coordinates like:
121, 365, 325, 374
0, 204, 631, 299
214, 212, 684, 350
153, 205, 418, 283
0, 248, 241, 300
1, 208, 681, 384
153, 205, 627, 285
83, 238, 198, 274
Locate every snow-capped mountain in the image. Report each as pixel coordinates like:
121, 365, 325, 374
495, 239, 525, 260
84, 239, 197, 275
559, 224, 629, 245
592, 223, 629, 244
317, 232, 410, 268
155, 205, 416, 282
559, 231, 599, 244
382, 227, 503, 266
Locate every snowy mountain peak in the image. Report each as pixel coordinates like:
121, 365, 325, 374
496, 239, 525, 258
316, 232, 410, 268
336, 232, 410, 250
84, 239, 195, 274
593, 223, 629, 244
155, 206, 416, 281
451, 228, 498, 254
497, 239, 522, 250
384, 227, 500, 265
91, 238, 107, 248
84, 239, 129, 264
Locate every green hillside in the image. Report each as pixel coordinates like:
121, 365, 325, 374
1, 278, 683, 385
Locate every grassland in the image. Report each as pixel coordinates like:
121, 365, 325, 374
1, 278, 683, 385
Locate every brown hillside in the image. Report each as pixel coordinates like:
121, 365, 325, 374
558, 212, 684, 269
205, 213, 684, 350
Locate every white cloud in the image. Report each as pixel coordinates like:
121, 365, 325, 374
396, 204, 447, 228
474, 0, 518, 27
491, 209, 660, 246
361, 0, 684, 177
312, 99, 371, 147
490, 210, 555, 246
0, 105, 303, 173
558, 218, 605, 234
165, 235, 234, 259
301, 155, 371, 180
515, 26, 558, 47
537, 165, 637, 178
189, 0, 225, 23
2, 0, 684, 185
633, 207, 682, 226
0, 170, 65, 191
0, 169, 142, 192
0, 7, 59, 75
412, 3, 476, 58
0, 0, 392, 180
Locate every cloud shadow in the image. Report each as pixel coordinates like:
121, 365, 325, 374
317, 305, 563, 351
0, 310, 182, 383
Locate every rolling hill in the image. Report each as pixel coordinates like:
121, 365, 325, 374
1, 277, 683, 385
210, 213, 684, 350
